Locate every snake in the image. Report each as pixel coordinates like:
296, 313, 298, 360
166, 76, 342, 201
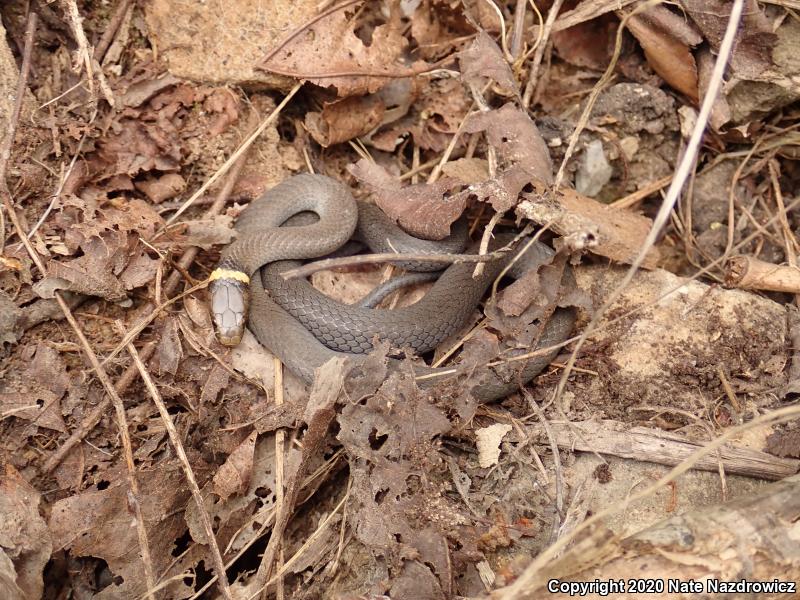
209, 173, 576, 402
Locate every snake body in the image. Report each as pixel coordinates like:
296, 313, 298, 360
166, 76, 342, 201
210, 174, 576, 402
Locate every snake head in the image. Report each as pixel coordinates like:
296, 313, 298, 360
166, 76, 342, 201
209, 275, 250, 346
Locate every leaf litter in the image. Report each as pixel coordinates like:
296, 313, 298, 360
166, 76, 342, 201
1, 0, 799, 598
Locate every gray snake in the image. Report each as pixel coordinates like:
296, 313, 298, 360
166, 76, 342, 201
209, 174, 576, 402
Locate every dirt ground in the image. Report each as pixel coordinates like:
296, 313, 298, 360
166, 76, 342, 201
1, 1, 800, 599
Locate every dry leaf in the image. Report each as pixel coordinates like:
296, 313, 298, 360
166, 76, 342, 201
259, 6, 426, 97
625, 4, 700, 102
0, 465, 52, 600
459, 30, 517, 96
306, 94, 386, 147
213, 431, 257, 500
349, 159, 465, 240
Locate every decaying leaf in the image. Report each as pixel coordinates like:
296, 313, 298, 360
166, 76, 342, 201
36, 198, 163, 301
212, 431, 257, 500
0, 344, 70, 433
349, 159, 465, 240
306, 94, 386, 147
458, 30, 517, 96
49, 468, 192, 599
463, 103, 554, 211
0, 465, 52, 600
259, 5, 426, 97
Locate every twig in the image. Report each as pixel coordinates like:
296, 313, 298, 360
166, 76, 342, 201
266, 357, 286, 600
261, 56, 455, 81
60, 0, 115, 106
94, 0, 135, 62
124, 338, 234, 600
467, 81, 498, 278
104, 322, 157, 600
479, 0, 513, 63
522, 388, 565, 544
165, 84, 302, 227
278, 247, 510, 280
725, 255, 800, 293
509, 0, 528, 60
609, 174, 673, 209
473, 210, 502, 278
521, 0, 565, 108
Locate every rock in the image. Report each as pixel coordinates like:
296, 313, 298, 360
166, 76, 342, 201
143, 0, 317, 88
574, 265, 787, 411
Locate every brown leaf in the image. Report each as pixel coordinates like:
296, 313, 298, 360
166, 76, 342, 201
458, 104, 554, 212
49, 468, 191, 599
134, 172, 186, 203
459, 31, 517, 95
681, 0, 776, 80
440, 157, 490, 184
0, 465, 52, 600
625, 5, 700, 102
119, 73, 182, 108
40, 199, 163, 301
259, 6, 426, 97
0, 344, 70, 432
349, 159, 465, 240
410, 0, 473, 61
155, 316, 183, 376
213, 431, 257, 500
306, 94, 386, 147
97, 119, 181, 178
369, 78, 471, 152
41, 236, 129, 301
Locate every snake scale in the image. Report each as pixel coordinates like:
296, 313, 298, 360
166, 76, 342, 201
209, 174, 576, 401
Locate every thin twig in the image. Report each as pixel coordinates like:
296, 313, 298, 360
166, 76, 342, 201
509, 0, 528, 60
106, 322, 157, 600
278, 247, 511, 280
94, 0, 135, 62
124, 339, 234, 600
261, 56, 455, 81
267, 357, 287, 600
521, 0, 565, 107
60, 0, 115, 106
